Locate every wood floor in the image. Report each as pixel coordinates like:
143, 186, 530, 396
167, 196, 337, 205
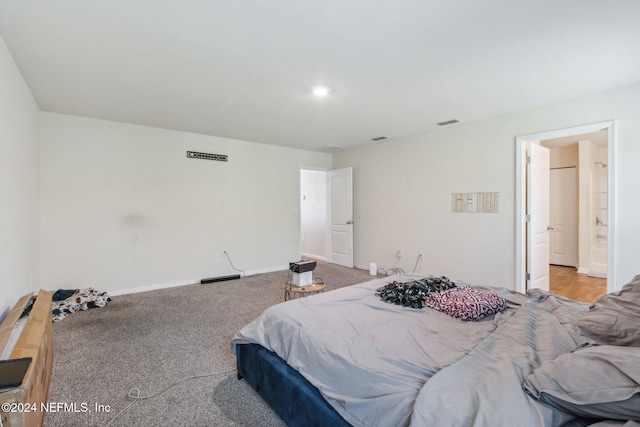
549, 265, 607, 303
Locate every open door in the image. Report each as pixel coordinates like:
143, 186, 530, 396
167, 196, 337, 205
527, 143, 550, 291
327, 167, 353, 267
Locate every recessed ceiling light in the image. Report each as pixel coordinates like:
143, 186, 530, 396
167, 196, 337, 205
309, 85, 334, 97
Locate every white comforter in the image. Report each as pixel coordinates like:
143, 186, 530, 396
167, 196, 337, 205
231, 274, 589, 427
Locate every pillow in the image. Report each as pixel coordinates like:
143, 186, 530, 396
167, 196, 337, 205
578, 274, 640, 346
424, 285, 507, 321
523, 345, 640, 420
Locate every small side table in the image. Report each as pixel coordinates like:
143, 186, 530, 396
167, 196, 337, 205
284, 281, 326, 301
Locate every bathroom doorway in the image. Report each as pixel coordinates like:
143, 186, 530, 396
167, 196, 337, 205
541, 131, 608, 302
515, 121, 615, 298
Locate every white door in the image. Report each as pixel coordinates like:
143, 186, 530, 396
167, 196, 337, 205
549, 167, 578, 267
527, 143, 550, 291
327, 167, 353, 267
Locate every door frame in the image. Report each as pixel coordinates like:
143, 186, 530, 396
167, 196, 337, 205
515, 121, 616, 294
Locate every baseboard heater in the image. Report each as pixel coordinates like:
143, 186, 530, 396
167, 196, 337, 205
201, 274, 241, 284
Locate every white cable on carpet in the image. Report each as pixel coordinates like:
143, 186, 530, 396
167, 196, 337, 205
224, 251, 246, 277
412, 254, 423, 273
104, 368, 237, 427
376, 267, 405, 275
376, 254, 423, 275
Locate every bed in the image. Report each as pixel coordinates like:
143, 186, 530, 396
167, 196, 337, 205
231, 273, 640, 427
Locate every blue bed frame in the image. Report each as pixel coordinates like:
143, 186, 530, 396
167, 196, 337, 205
236, 343, 351, 427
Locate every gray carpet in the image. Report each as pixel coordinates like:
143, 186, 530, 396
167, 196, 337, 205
45, 261, 379, 426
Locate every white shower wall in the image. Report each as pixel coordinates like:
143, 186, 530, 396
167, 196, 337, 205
589, 146, 608, 278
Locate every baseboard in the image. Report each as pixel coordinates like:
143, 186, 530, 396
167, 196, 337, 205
109, 280, 198, 296
109, 265, 290, 297
354, 263, 370, 271
105, 260, 410, 297
577, 267, 589, 274
301, 253, 326, 262
244, 265, 289, 276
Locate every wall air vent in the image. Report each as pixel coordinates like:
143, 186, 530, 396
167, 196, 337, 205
186, 151, 228, 162
371, 136, 388, 141
436, 119, 461, 126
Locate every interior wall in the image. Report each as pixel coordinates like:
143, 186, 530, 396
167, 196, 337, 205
578, 140, 596, 273
39, 113, 331, 295
0, 36, 40, 319
300, 169, 327, 260
549, 144, 578, 169
333, 83, 640, 290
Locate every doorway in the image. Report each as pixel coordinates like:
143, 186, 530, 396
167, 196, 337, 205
541, 135, 607, 302
548, 166, 578, 268
300, 169, 328, 261
299, 167, 354, 268
515, 121, 616, 296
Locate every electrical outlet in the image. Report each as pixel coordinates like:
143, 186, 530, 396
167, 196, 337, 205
396, 249, 402, 259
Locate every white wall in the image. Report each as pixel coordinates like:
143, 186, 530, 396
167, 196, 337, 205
0, 36, 40, 319
578, 140, 596, 273
300, 169, 327, 260
549, 144, 578, 169
333, 83, 640, 290
39, 113, 331, 295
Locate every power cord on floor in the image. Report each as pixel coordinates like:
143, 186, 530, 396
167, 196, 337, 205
224, 251, 246, 277
412, 254, 423, 273
104, 368, 237, 427
377, 267, 406, 275
377, 254, 423, 276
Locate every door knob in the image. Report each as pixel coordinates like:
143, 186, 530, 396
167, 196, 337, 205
547, 226, 555, 231
346, 220, 353, 225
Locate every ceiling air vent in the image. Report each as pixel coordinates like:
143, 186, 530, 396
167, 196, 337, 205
436, 119, 461, 126
371, 136, 388, 141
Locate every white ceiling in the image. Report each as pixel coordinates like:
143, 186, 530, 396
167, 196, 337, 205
1, 1, 639, 152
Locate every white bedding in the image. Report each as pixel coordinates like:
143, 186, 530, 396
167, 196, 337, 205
231, 274, 591, 427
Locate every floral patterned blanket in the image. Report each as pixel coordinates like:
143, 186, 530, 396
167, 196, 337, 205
51, 288, 111, 322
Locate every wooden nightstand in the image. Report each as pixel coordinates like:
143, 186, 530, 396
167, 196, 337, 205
283, 281, 326, 301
